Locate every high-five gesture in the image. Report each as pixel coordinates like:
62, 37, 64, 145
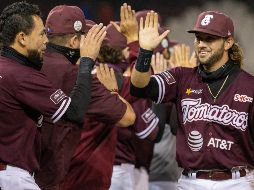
111, 3, 138, 44
96, 64, 119, 92
168, 44, 197, 68
151, 53, 168, 74
139, 11, 169, 51
80, 23, 107, 61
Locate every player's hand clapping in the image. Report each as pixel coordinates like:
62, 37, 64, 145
139, 11, 169, 51
151, 52, 168, 74
80, 23, 107, 61
96, 64, 119, 93
111, 3, 138, 44
169, 44, 197, 68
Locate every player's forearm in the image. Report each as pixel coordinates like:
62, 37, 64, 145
115, 93, 136, 127
131, 48, 153, 88
63, 57, 94, 123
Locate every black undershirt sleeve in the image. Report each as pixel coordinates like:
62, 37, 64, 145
152, 103, 167, 143
130, 77, 159, 102
63, 57, 94, 124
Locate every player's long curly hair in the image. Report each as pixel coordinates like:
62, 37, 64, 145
0, 1, 41, 47
229, 43, 244, 67
97, 45, 124, 64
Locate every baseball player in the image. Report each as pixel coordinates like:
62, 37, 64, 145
107, 4, 163, 190
31, 5, 135, 190
130, 10, 254, 190
35, 5, 103, 189
0, 2, 104, 190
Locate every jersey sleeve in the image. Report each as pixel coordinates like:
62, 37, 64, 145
86, 76, 127, 124
132, 99, 159, 141
151, 67, 180, 104
16, 71, 71, 123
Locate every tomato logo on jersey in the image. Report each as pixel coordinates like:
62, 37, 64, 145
234, 94, 253, 103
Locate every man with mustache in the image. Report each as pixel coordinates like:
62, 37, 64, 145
130, 10, 254, 190
0, 2, 104, 189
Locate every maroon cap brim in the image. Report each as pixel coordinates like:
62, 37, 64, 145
187, 28, 226, 37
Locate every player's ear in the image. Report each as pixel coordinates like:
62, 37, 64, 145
69, 35, 80, 49
16, 32, 28, 47
224, 37, 234, 51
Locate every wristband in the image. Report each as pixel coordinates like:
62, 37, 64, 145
79, 57, 95, 74
135, 48, 153, 72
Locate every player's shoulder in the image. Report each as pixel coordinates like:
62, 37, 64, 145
173, 66, 197, 75
238, 69, 254, 88
43, 50, 70, 66
239, 69, 254, 80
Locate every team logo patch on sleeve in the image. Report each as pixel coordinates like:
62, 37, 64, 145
141, 108, 156, 123
50, 89, 67, 104
160, 71, 176, 85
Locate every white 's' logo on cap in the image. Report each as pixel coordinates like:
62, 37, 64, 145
74, 20, 82, 32
201, 15, 214, 26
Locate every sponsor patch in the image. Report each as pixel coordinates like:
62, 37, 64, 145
50, 89, 67, 104
188, 130, 203, 151
207, 137, 234, 150
141, 108, 156, 124
186, 88, 203, 95
234, 94, 253, 103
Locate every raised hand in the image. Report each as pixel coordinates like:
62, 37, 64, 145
80, 23, 107, 61
139, 11, 169, 51
96, 64, 119, 92
111, 3, 138, 44
169, 44, 197, 68
151, 52, 168, 74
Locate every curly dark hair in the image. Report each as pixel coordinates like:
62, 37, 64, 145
97, 45, 124, 64
0, 1, 41, 46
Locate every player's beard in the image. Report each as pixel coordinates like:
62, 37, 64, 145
198, 44, 224, 68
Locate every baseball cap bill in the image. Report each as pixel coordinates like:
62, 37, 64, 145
46, 5, 86, 35
188, 11, 234, 38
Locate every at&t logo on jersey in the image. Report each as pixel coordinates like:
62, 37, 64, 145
188, 130, 203, 151
234, 94, 253, 103
207, 137, 234, 150
181, 98, 248, 131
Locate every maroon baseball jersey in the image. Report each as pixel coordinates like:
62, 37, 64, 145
35, 49, 81, 188
0, 55, 70, 172
153, 66, 254, 170
61, 76, 127, 190
114, 75, 159, 165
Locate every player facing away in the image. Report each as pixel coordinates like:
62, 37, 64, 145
130, 10, 254, 190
